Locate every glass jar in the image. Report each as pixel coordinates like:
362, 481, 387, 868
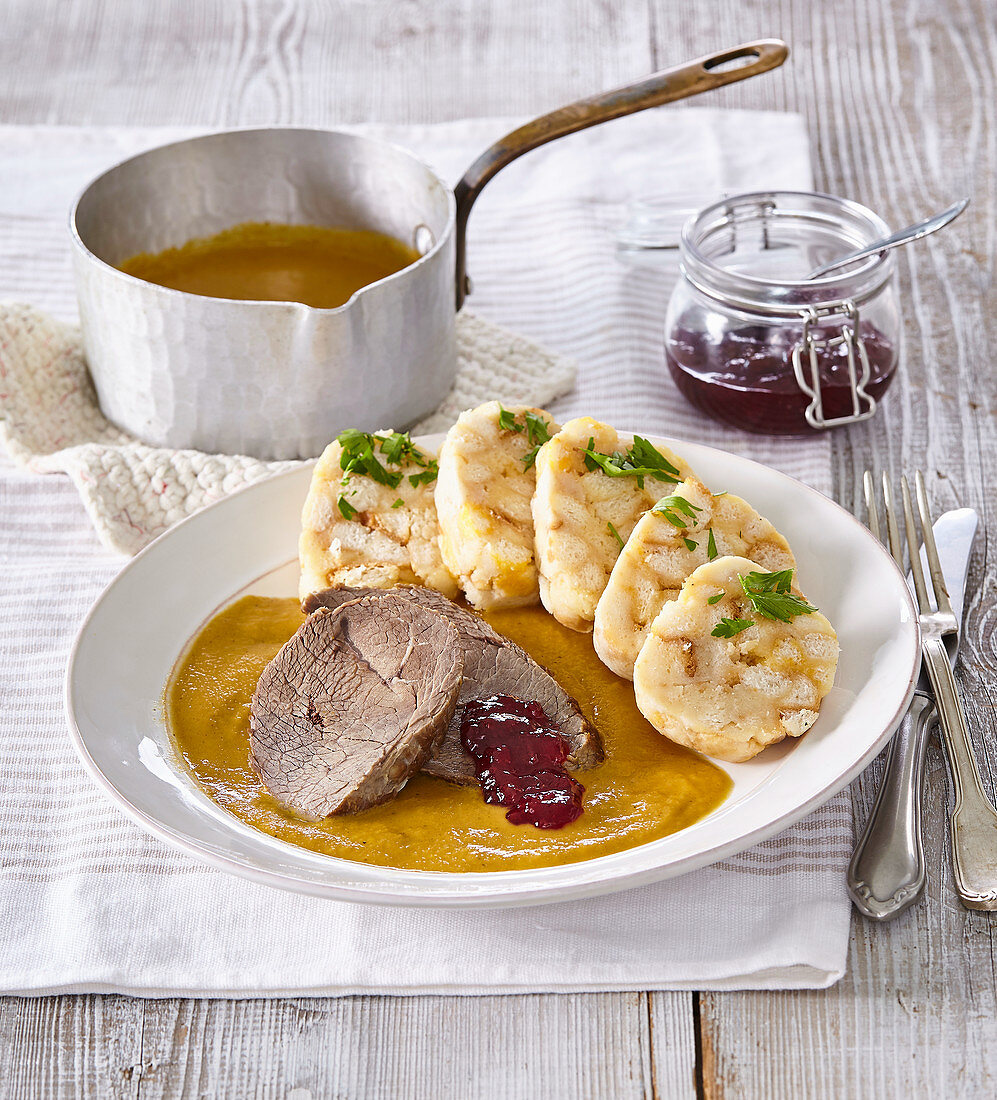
664, 191, 901, 433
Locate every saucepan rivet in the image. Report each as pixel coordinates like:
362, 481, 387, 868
413, 224, 435, 255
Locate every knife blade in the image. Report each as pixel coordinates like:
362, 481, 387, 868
918, 507, 977, 682
848, 507, 978, 921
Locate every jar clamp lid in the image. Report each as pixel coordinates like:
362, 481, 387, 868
679, 191, 897, 429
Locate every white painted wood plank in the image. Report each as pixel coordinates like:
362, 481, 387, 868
0, 995, 142, 1099
0, 992, 695, 1099
0, 0, 653, 127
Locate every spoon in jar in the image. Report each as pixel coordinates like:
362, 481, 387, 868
805, 197, 969, 279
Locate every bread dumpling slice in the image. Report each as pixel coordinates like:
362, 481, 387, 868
435, 401, 558, 609
532, 417, 692, 632
633, 556, 838, 762
299, 429, 458, 601
593, 476, 795, 679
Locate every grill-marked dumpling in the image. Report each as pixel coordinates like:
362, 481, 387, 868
594, 476, 795, 679
299, 430, 457, 602
633, 555, 838, 762
435, 401, 558, 610
531, 417, 692, 632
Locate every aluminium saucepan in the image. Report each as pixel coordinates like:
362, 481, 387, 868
70, 40, 787, 460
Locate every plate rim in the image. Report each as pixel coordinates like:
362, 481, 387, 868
64, 431, 921, 907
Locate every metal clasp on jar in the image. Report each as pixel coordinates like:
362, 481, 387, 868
791, 302, 877, 429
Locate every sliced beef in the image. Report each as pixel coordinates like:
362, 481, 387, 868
303, 586, 604, 785
250, 592, 462, 817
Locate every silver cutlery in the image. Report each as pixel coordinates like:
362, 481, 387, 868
848, 501, 977, 920
852, 471, 997, 912
805, 198, 969, 279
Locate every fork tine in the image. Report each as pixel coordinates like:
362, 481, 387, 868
881, 472, 905, 567
915, 470, 953, 616
900, 475, 930, 612
863, 470, 881, 542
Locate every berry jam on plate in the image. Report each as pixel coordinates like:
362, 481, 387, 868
460, 694, 584, 830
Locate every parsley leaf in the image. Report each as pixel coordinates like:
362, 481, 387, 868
707, 592, 724, 605
653, 493, 702, 528
408, 460, 439, 488
683, 537, 698, 552
492, 407, 554, 468
337, 495, 358, 520
522, 411, 554, 469
524, 411, 551, 446
607, 520, 625, 549
391, 498, 404, 509
336, 428, 438, 495
581, 435, 680, 489
497, 405, 523, 433
707, 528, 718, 561
739, 569, 818, 623
377, 430, 419, 465
712, 617, 754, 638
337, 430, 403, 489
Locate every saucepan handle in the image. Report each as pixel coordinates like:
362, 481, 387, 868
452, 39, 789, 309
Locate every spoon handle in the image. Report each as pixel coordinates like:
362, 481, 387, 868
453, 40, 789, 308
806, 198, 969, 279
848, 692, 934, 921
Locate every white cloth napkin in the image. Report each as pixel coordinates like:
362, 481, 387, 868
0, 115, 853, 996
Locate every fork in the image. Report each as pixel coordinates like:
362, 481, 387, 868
864, 471, 997, 910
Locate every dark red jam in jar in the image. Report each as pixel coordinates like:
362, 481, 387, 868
665, 320, 897, 435
460, 694, 584, 829
665, 192, 901, 434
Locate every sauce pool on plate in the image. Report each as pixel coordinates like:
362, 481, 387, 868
166, 596, 732, 873
119, 221, 420, 309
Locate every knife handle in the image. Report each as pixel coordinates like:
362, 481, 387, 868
924, 637, 997, 909
848, 692, 934, 920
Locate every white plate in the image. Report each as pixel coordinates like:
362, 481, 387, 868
66, 434, 920, 908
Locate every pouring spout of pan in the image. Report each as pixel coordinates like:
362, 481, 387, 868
452, 39, 789, 310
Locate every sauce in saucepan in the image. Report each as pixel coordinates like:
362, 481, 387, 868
119, 221, 420, 309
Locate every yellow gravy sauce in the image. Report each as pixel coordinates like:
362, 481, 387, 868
119, 221, 420, 310
166, 596, 732, 873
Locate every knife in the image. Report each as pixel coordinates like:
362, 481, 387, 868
848, 507, 978, 921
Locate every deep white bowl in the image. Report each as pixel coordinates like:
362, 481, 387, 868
66, 434, 919, 907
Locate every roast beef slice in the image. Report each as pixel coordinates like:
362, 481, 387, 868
250, 592, 462, 816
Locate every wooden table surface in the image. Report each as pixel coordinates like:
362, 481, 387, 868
2, 1, 995, 1096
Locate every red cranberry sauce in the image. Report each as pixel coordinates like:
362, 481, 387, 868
665, 320, 897, 434
460, 694, 584, 830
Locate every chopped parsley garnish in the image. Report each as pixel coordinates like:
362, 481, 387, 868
652, 493, 702, 528
408, 463, 439, 488
707, 592, 724, 605
497, 405, 522, 433
683, 537, 698, 552
391, 498, 404, 509
706, 528, 718, 561
495, 406, 554, 469
607, 520, 625, 548
377, 430, 421, 466
739, 569, 818, 623
335, 428, 438, 519
522, 412, 553, 469
712, 617, 754, 638
581, 435, 680, 489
